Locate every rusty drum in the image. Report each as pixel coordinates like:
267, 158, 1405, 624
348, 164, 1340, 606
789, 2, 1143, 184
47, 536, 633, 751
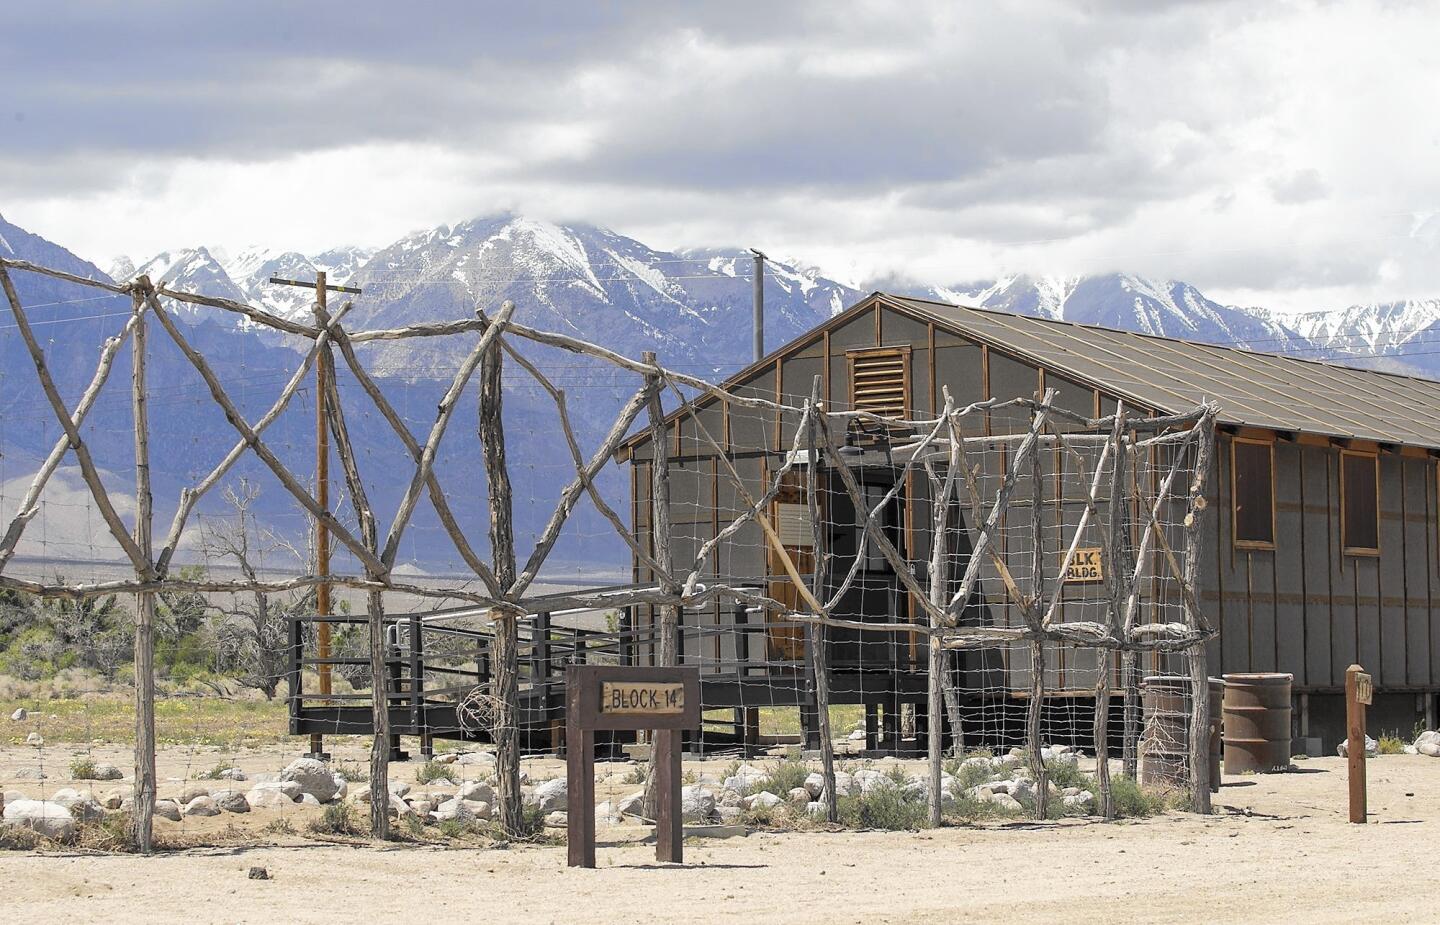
1222, 673, 1293, 774
1140, 676, 1191, 789
1208, 677, 1224, 792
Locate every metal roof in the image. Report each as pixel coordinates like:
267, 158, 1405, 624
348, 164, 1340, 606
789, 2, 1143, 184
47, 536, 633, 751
882, 293, 1440, 450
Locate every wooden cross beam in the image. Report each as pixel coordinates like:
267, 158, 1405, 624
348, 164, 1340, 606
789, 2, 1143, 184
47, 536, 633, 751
268, 276, 363, 295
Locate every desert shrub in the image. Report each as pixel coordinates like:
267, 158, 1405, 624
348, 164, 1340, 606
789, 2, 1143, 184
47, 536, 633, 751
622, 763, 648, 785
74, 812, 133, 851
946, 752, 1001, 790
837, 781, 931, 830
307, 802, 363, 836
1109, 775, 1171, 818
70, 756, 99, 780
263, 817, 296, 836
333, 760, 369, 783
1376, 731, 1407, 755
415, 760, 457, 785
199, 763, 239, 781
1044, 756, 1094, 791
0, 825, 42, 850
759, 757, 811, 795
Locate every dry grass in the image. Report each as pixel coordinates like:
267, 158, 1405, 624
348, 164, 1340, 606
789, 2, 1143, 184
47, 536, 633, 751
1, 695, 320, 748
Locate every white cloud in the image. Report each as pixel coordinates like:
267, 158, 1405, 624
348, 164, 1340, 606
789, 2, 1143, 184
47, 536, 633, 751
4, 0, 1439, 311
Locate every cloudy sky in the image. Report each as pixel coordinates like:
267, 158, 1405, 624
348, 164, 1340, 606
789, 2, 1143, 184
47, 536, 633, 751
3, 0, 1438, 312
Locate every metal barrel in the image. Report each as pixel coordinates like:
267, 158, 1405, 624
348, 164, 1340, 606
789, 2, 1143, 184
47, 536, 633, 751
1140, 675, 1192, 789
1208, 677, 1224, 792
1222, 672, 1293, 774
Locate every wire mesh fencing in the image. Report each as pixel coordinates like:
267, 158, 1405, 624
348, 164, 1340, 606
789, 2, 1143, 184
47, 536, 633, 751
0, 255, 1218, 851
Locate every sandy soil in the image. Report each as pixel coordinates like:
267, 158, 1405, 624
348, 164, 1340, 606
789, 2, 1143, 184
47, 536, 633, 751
2, 750, 1436, 924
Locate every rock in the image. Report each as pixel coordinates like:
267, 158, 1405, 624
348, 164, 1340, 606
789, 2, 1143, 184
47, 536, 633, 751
717, 788, 743, 808
153, 800, 182, 822
101, 791, 124, 810
1063, 790, 1095, 812
1420, 743, 1440, 758
803, 772, 826, 799
455, 751, 497, 766
10, 707, 26, 721
458, 780, 495, 804
2, 799, 76, 840
848, 729, 867, 741
433, 753, 458, 764
595, 801, 621, 825
852, 769, 887, 794
50, 789, 105, 823
742, 791, 782, 810
25, 732, 43, 747
389, 781, 411, 799
251, 780, 303, 800
218, 768, 247, 782
434, 798, 491, 822
410, 800, 435, 816
279, 757, 339, 803
543, 811, 567, 828
1337, 736, 1378, 758
248, 867, 270, 881
721, 764, 768, 796
716, 805, 743, 824
787, 787, 811, 807
4, 790, 25, 805
213, 790, 251, 813
184, 796, 221, 817
331, 777, 348, 801
828, 770, 859, 798
681, 785, 717, 823
987, 792, 1023, 813
178, 786, 211, 805
89, 764, 123, 781
531, 778, 567, 813
806, 801, 827, 818
11, 768, 46, 780
386, 795, 414, 818
958, 756, 993, 777
1414, 730, 1440, 755
298, 793, 322, 806
246, 788, 296, 809
618, 790, 646, 819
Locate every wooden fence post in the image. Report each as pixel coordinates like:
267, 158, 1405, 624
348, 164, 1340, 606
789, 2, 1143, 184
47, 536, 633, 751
130, 286, 157, 853
478, 308, 523, 836
1345, 664, 1371, 823
807, 377, 838, 823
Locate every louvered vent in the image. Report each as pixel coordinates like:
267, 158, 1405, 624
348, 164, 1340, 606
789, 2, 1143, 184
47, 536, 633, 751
849, 348, 910, 419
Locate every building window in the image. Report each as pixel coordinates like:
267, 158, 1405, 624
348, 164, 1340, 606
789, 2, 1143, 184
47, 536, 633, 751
848, 347, 910, 419
1341, 450, 1379, 554
1232, 438, 1275, 548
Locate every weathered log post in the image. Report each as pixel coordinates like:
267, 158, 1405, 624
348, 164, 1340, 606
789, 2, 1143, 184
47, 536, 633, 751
925, 393, 958, 827
1094, 406, 1128, 817
643, 351, 681, 817
806, 377, 838, 823
130, 284, 157, 853
478, 307, 524, 835
1026, 394, 1054, 821
1185, 409, 1218, 813
1119, 437, 1141, 779
314, 303, 389, 837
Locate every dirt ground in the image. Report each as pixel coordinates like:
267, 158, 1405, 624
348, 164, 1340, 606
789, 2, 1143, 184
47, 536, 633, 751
2, 746, 1436, 924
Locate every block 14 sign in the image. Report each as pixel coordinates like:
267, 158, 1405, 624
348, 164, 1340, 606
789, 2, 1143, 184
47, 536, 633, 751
1065, 547, 1104, 583
601, 681, 686, 714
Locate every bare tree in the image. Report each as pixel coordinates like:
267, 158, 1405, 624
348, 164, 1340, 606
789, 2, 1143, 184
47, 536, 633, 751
200, 479, 314, 699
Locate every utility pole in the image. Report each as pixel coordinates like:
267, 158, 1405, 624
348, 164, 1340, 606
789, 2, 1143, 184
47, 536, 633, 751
268, 270, 361, 759
750, 249, 766, 363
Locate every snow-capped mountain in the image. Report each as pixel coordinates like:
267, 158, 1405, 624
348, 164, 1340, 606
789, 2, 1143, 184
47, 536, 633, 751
345, 215, 853, 381
905, 273, 1308, 356
1288, 299, 1440, 363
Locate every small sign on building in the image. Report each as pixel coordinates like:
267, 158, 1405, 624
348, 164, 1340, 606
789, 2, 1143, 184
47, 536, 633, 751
1065, 547, 1104, 583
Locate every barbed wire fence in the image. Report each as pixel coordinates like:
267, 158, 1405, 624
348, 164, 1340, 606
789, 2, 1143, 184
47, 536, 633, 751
0, 255, 1218, 852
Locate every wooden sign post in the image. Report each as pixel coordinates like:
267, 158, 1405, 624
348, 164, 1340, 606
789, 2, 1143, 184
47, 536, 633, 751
1345, 663, 1372, 824
565, 665, 701, 868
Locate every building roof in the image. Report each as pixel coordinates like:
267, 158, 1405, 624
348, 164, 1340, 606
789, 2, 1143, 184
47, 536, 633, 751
881, 293, 1440, 450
